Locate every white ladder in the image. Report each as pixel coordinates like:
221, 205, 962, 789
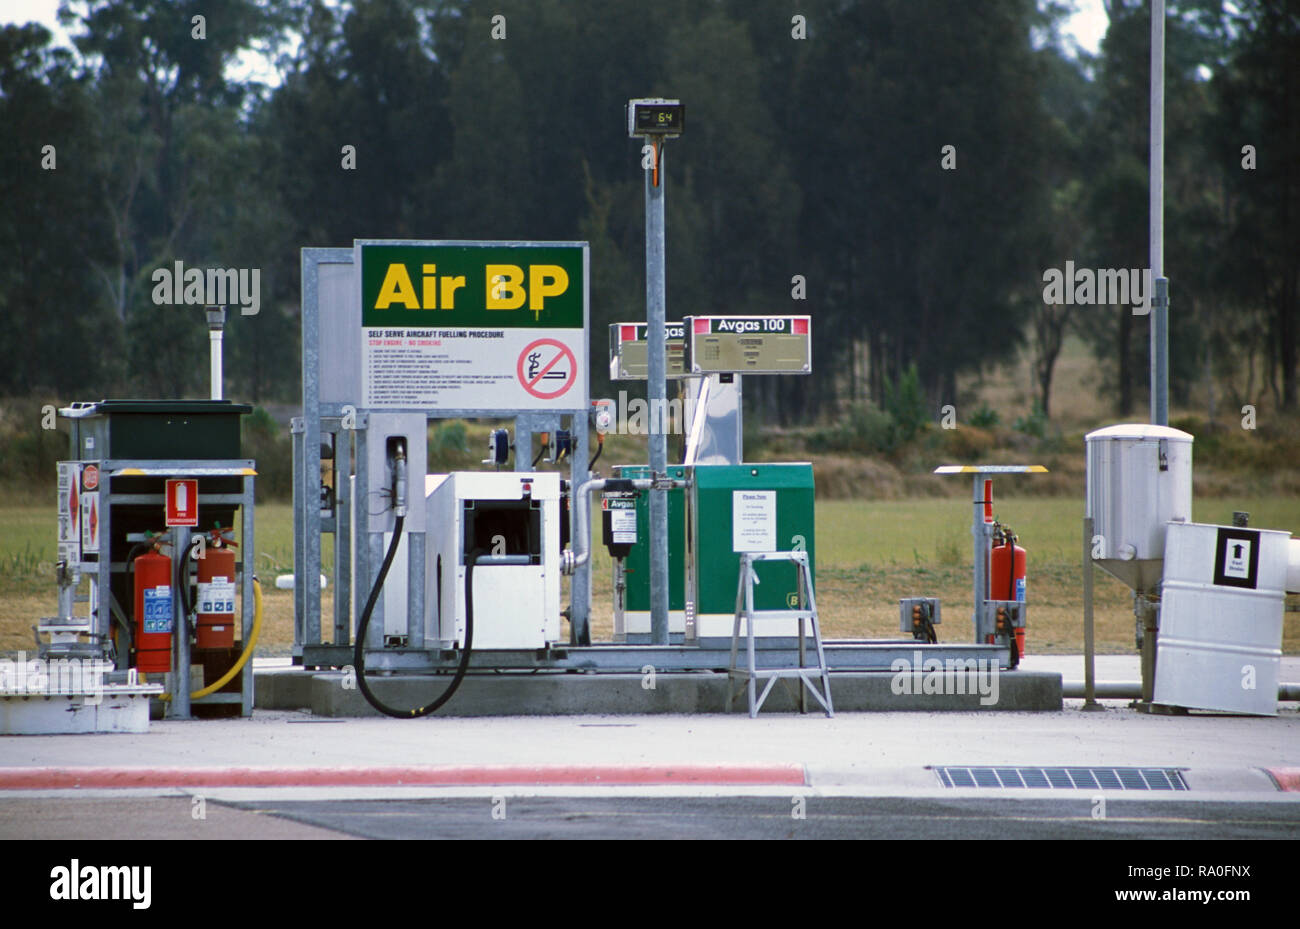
726, 551, 833, 718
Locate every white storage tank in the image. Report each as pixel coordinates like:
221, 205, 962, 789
1085, 424, 1193, 591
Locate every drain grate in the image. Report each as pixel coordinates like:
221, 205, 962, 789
933, 766, 1187, 791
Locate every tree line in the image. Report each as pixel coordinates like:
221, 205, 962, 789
0, 0, 1295, 424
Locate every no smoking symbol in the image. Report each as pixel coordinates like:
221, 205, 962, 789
517, 338, 577, 400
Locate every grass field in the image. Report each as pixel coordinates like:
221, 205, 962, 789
3, 495, 1297, 657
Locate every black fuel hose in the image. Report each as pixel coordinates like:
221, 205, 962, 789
353, 514, 479, 718
179, 539, 198, 619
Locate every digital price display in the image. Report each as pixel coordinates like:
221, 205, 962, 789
627, 99, 685, 138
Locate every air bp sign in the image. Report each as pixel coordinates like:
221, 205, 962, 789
357, 241, 589, 411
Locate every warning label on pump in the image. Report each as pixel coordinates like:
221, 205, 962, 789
732, 491, 776, 553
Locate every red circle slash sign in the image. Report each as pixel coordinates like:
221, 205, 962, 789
517, 338, 577, 400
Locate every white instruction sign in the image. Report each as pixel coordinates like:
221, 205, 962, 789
357, 242, 588, 412
198, 577, 236, 615
732, 491, 776, 553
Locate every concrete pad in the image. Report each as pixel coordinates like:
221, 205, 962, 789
253, 667, 317, 710
291, 669, 1061, 717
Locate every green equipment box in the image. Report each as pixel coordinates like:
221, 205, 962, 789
611, 464, 687, 642
64, 400, 251, 460
686, 463, 815, 644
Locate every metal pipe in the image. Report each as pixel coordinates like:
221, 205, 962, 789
171, 526, 192, 719
971, 475, 992, 640
1063, 680, 1300, 701
1139, 592, 1159, 705
206, 306, 226, 401
564, 476, 686, 575
646, 144, 670, 646
1082, 516, 1100, 710
1153, 278, 1169, 425
209, 330, 223, 400
1150, 0, 1168, 425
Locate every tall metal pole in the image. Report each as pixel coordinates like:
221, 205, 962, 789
1082, 516, 1103, 711
645, 142, 670, 645
1150, 0, 1168, 426
171, 525, 192, 719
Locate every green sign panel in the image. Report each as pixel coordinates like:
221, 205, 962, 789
356, 241, 588, 411
360, 243, 585, 329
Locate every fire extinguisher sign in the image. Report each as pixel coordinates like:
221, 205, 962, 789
165, 479, 199, 527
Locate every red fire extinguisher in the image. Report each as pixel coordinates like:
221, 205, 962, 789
133, 544, 173, 673
196, 529, 237, 650
990, 524, 1027, 658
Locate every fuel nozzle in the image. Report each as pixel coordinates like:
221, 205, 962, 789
392, 441, 408, 518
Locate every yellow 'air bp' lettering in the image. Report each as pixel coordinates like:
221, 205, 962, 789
374, 264, 466, 310
373, 262, 569, 317
487, 264, 569, 318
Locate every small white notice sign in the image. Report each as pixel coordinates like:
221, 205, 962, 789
610, 508, 637, 544
733, 491, 776, 552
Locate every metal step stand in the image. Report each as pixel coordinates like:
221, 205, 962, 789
726, 551, 833, 718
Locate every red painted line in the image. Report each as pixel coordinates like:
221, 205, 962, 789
1265, 768, 1300, 791
0, 764, 806, 790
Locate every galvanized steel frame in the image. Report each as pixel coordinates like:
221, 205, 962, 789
295, 243, 595, 665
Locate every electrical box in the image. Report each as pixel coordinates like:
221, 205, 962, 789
424, 471, 561, 651
980, 600, 1026, 641
609, 322, 687, 380
899, 598, 942, 637
683, 316, 811, 375
1153, 521, 1289, 715
612, 465, 687, 642
685, 463, 815, 644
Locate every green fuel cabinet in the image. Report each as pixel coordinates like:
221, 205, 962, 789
686, 463, 816, 644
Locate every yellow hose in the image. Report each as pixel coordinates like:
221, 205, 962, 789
159, 578, 263, 702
